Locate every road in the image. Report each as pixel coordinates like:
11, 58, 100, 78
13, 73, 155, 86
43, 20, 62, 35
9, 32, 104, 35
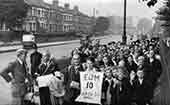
0, 35, 124, 70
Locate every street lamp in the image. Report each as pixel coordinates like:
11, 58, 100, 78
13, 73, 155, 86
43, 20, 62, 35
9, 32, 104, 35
122, 0, 127, 44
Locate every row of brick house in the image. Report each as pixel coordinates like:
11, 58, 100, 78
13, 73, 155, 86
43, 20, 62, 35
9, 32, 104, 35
0, 0, 95, 34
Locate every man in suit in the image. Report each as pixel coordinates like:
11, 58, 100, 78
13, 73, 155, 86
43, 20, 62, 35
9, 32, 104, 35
62, 54, 85, 105
130, 69, 152, 105
110, 67, 131, 105
30, 44, 42, 79
0, 48, 30, 105
147, 50, 162, 86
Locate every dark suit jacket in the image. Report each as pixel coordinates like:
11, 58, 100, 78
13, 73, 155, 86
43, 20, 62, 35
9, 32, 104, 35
126, 61, 138, 73
131, 79, 152, 105
148, 58, 162, 83
110, 78, 131, 105
62, 64, 84, 102
30, 51, 42, 77
0, 59, 28, 97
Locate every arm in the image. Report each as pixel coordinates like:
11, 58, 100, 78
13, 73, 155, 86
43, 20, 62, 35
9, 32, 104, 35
0, 62, 14, 82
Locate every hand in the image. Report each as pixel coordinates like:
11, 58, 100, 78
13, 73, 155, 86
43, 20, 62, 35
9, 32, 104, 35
70, 81, 80, 89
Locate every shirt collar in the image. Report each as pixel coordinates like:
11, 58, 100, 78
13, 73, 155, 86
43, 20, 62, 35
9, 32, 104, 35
17, 58, 23, 65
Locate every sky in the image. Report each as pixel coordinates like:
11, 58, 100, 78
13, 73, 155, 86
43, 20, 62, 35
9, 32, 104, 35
44, 0, 164, 19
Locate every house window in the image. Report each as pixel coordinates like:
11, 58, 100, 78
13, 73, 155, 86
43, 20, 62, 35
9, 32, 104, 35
29, 23, 32, 31
50, 24, 52, 32
33, 23, 36, 31
38, 10, 41, 16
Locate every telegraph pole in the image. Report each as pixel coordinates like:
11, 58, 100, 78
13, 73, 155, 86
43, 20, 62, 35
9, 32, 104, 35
122, 0, 127, 44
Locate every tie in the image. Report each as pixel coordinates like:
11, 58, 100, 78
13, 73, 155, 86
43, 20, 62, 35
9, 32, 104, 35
106, 80, 111, 105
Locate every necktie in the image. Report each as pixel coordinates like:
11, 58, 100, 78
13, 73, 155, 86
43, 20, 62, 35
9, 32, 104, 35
106, 80, 111, 105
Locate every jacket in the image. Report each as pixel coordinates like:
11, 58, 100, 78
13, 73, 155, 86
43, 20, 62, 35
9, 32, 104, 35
0, 59, 29, 97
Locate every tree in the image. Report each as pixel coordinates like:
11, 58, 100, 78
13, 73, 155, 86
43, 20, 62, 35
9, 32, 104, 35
93, 16, 110, 34
139, 0, 158, 7
0, 0, 28, 31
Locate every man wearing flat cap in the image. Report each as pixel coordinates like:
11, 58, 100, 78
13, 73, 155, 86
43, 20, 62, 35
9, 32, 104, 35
0, 48, 30, 105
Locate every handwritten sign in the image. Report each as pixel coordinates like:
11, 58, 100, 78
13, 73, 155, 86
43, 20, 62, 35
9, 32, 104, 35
76, 71, 103, 104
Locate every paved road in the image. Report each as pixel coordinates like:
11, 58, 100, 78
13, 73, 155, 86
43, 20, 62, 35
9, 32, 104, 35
0, 35, 124, 70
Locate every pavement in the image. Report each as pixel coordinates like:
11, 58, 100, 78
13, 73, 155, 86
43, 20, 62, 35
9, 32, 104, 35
0, 35, 111, 53
0, 40, 80, 53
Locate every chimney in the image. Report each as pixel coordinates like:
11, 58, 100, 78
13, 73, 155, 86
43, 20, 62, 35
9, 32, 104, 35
74, 5, 79, 11
64, 3, 70, 9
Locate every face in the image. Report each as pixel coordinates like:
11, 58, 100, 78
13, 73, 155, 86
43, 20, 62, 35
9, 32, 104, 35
112, 69, 118, 77
137, 70, 144, 79
72, 57, 80, 66
149, 46, 153, 51
149, 50, 154, 58
105, 70, 112, 79
73, 50, 79, 55
103, 57, 109, 64
86, 60, 94, 70
138, 56, 144, 66
130, 71, 136, 77
43, 54, 50, 62
19, 53, 27, 62
128, 56, 133, 62
97, 55, 103, 61
118, 60, 125, 67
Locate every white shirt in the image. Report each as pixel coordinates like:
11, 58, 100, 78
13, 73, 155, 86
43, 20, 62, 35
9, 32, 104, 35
17, 58, 23, 65
138, 78, 143, 85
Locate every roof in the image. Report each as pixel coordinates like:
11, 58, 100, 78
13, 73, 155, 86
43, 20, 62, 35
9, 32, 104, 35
25, 0, 50, 9
24, 0, 91, 18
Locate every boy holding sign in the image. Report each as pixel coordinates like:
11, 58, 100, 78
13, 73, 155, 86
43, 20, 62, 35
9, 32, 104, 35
76, 57, 103, 105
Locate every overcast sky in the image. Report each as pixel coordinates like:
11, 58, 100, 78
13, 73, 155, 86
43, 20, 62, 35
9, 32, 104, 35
44, 0, 164, 19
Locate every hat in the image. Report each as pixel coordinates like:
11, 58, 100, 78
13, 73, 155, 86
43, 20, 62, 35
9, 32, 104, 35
32, 43, 37, 49
16, 48, 27, 56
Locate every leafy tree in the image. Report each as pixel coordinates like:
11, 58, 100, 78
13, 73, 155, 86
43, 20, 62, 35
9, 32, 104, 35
0, 0, 28, 31
139, 0, 158, 7
93, 16, 110, 34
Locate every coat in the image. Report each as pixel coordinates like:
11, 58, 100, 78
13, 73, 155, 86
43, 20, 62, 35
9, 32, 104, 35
110, 78, 131, 105
130, 79, 152, 105
126, 61, 138, 73
0, 59, 29, 97
62, 64, 84, 102
30, 51, 42, 77
148, 58, 162, 84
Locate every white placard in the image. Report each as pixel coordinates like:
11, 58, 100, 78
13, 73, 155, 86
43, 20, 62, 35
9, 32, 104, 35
76, 71, 103, 104
37, 74, 53, 88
